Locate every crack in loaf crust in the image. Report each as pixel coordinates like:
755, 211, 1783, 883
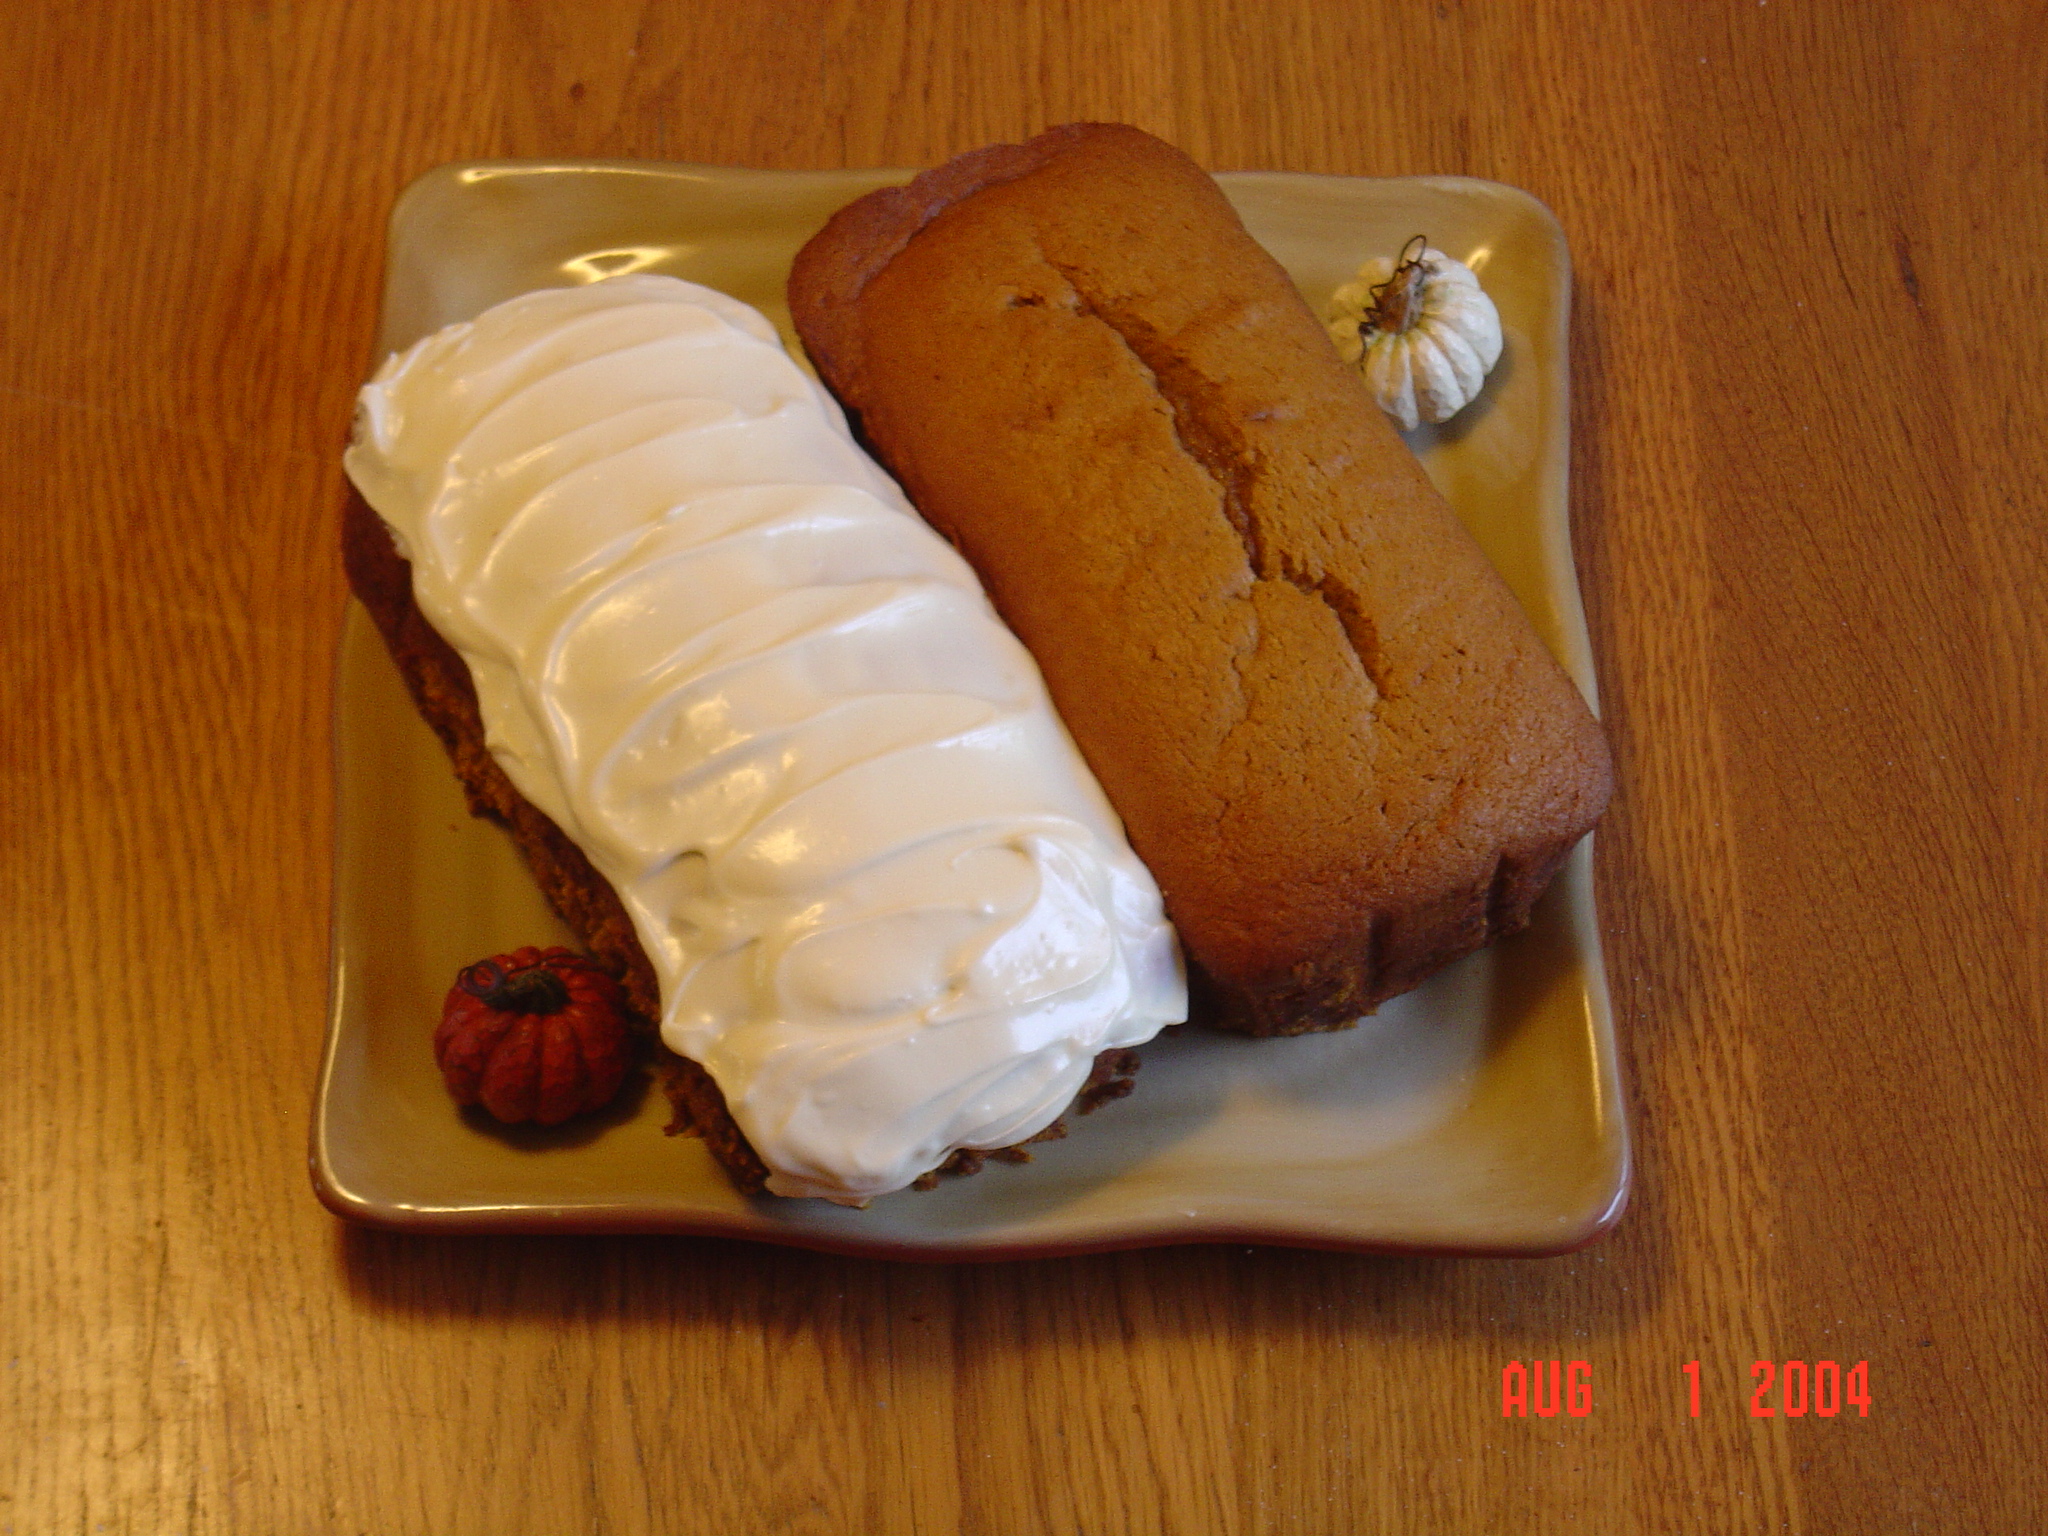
342, 490, 1138, 1195
790, 123, 1613, 1036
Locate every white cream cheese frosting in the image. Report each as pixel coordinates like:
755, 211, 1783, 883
344, 274, 1185, 1202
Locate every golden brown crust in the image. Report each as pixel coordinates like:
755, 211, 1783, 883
342, 488, 1140, 1190
790, 123, 1613, 1035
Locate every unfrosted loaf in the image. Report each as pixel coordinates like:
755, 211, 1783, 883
790, 123, 1613, 1035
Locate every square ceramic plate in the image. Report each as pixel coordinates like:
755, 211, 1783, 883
314, 159, 1627, 1259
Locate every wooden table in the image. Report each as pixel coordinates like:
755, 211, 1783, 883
4, 3, 2040, 1530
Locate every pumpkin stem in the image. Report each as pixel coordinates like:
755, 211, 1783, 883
1365, 235, 1432, 338
458, 957, 571, 1015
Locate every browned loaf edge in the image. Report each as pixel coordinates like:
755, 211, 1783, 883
341, 490, 1139, 1194
790, 123, 1613, 1037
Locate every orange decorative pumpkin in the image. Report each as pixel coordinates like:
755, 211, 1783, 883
434, 946, 632, 1125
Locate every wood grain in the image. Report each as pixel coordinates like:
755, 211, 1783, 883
2, 1, 2041, 1531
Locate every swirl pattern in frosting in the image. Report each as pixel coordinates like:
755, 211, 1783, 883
344, 275, 1185, 1201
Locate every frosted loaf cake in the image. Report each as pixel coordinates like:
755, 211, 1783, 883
343, 274, 1185, 1202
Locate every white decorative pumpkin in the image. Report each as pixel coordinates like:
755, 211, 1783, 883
1325, 240, 1503, 431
